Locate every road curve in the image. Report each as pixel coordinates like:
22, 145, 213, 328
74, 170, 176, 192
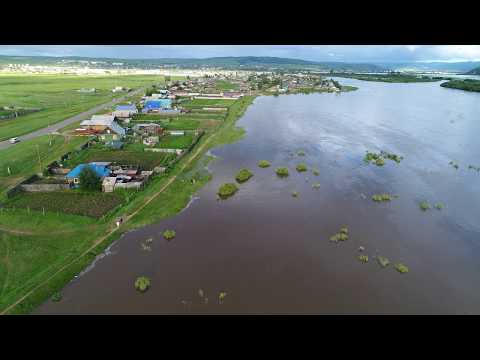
0, 88, 144, 150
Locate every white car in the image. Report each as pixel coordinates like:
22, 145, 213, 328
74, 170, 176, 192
9, 137, 20, 144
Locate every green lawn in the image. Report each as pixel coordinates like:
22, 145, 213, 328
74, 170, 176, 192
0, 135, 88, 198
214, 80, 240, 91
0, 74, 165, 140
157, 134, 194, 149
4, 191, 125, 218
62, 144, 176, 170
181, 98, 235, 108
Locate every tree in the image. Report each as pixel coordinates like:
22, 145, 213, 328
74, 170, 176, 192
145, 87, 154, 97
79, 166, 102, 191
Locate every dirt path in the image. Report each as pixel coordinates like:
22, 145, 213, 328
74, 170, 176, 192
0, 131, 214, 315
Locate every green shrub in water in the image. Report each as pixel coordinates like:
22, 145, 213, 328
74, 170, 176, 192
372, 194, 393, 202
435, 203, 444, 210
377, 256, 390, 268
296, 163, 308, 172
297, 150, 306, 156
394, 263, 409, 274
358, 255, 369, 263
312, 183, 321, 189
275, 167, 289, 177
258, 160, 271, 168
163, 229, 176, 240
217, 183, 239, 198
330, 227, 349, 242
291, 191, 298, 198
135, 276, 151, 292
312, 169, 320, 176
235, 168, 254, 183
419, 201, 431, 211
375, 158, 385, 166
52, 292, 62, 302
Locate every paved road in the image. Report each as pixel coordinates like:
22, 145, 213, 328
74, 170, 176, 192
0, 88, 144, 150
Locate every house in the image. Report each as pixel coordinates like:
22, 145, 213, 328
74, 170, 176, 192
142, 99, 172, 113
77, 115, 126, 139
169, 130, 185, 136
112, 86, 126, 93
222, 91, 244, 99
102, 177, 117, 192
133, 123, 164, 136
143, 136, 159, 146
66, 163, 112, 186
112, 104, 138, 119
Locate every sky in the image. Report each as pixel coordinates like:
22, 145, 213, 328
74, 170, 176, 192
0, 45, 479, 63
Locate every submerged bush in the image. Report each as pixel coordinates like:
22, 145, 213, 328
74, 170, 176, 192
296, 163, 308, 172
419, 201, 431, 211
312, 183, 321, 189
52, 292, 62, 302
375, 158, 385, 166
394, 263, 409, 274
312, 169, 320, 176
358, 255, 369, 263
372, 193, 393, 202
235, 168, 253, 183
217, 183, 239, 199
330, 227, 349, 242
297, 150, 306, 156
435, 203, 444, 210
449, 161, 459, 169
364, 150, 402, 166
163, 230, 176, 240
291, 191, 299, 198
275, 167, 289, 177
377, 256, 390, 268
135, 276, 151, 292
258, 160, 271, 168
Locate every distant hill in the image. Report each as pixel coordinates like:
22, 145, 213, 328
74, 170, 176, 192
379, 61, 480, 74
0, 55, 387, 73
465, 66, 480, 75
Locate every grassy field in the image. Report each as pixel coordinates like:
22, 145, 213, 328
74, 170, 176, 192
440, 79, 480, 92
0, 135, 88, 198
0, 74, 165, 140
4, 191, 125, 218
0, 95, 256, 314
157, 134, 194, 149
181, 98, 236, 108
214, 80, 240, 91
62, 144, 176, 170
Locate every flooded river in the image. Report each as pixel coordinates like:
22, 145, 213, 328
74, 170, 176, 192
36, 79, 480, 314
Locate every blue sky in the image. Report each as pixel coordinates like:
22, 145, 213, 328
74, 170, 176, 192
0, 45, 479, 63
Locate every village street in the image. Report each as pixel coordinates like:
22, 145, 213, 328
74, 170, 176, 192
0, 87, 145, 150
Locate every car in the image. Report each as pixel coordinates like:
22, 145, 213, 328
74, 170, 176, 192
9, 137, 20, 144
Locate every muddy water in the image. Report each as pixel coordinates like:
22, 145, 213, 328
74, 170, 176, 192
36, 79, 480, 314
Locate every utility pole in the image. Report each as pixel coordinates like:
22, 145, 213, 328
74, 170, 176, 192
36, 145, 42, 172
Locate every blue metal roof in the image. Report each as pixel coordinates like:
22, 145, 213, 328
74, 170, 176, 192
115, 104, 137, 111
144, 99, 172, 109
66, 163, 111, 179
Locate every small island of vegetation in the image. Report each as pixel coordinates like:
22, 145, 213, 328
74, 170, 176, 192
440, 79, 480, 93
135, 276, 151, 293
330, 72, 444, 83
217, 183, 239, 199
275, 167, 289, 177
235, 168, 254, 183
258, 160, 271, 168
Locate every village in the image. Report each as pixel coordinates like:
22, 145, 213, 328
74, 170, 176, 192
3, 72, 346, 220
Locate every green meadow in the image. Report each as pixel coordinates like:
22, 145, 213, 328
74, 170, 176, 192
0, 74, 165, 140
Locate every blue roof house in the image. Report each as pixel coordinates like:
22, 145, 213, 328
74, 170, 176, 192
66, 163, 111, 186
142, 99, 172, 113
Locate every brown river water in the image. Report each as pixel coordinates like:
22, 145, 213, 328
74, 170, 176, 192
36, 78, 480, 314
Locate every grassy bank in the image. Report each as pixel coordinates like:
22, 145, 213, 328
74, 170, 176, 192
330, 73, 442, 83
440, 79, 480, 92
0, 95, 255, 314
0, 74, 165, 140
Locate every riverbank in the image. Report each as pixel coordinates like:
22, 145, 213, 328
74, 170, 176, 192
440, 79, 480, 92
330, 73, 444, 83
0, 95, 255, 314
